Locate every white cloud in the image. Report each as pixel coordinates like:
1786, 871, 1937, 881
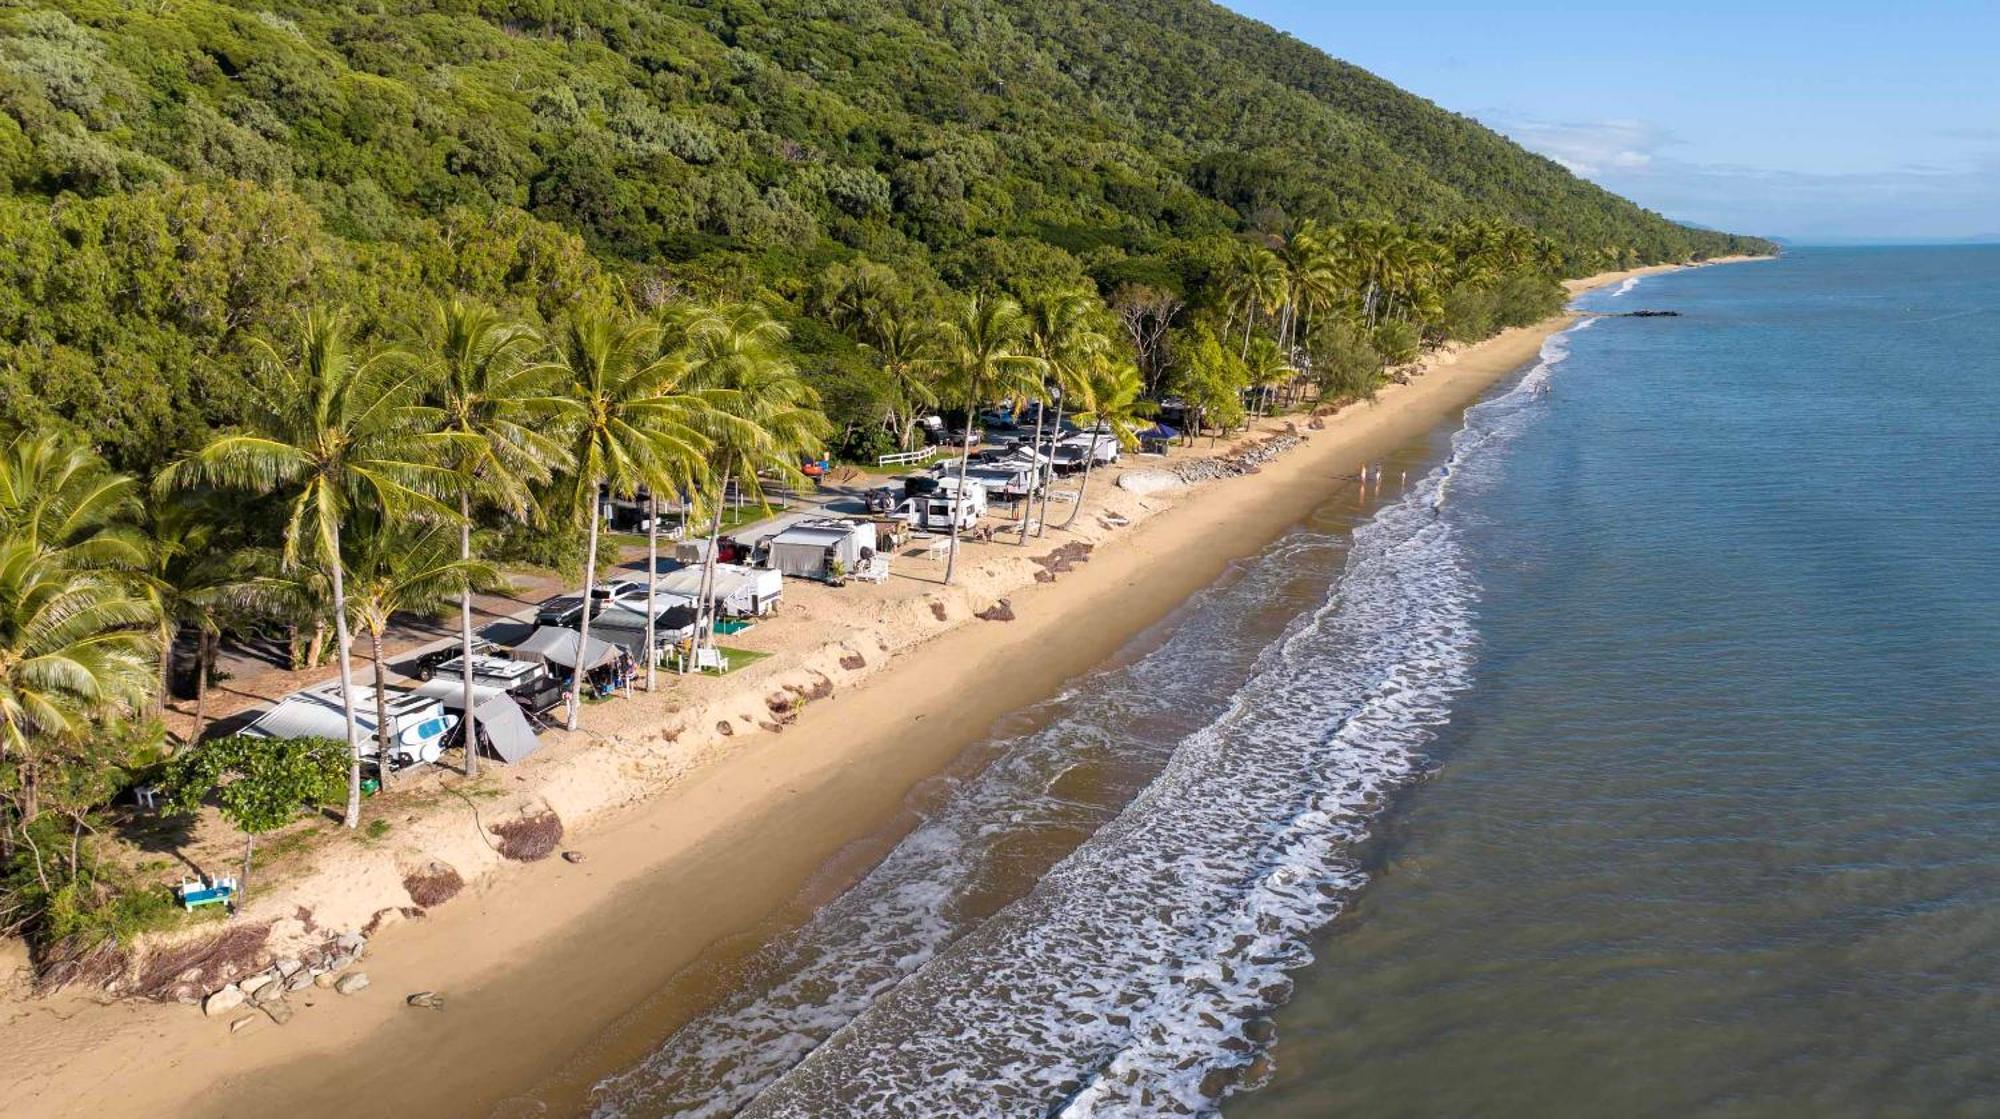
1484, 112, 2000, 241
1489, 116, 1674, 176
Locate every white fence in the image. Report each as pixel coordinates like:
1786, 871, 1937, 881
876, 446, 939, 467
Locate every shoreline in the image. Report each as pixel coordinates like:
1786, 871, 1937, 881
0, 259, 1753, 1118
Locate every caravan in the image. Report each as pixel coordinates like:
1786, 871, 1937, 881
245, 682, 457, 770
890, 476, 987, 532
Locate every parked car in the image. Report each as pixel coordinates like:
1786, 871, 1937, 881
534, 594, 587, 628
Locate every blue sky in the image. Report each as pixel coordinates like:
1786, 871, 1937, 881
1221, 1, 2000, 242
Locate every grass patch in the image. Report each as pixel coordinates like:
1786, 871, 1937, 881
714, 646, 773, 673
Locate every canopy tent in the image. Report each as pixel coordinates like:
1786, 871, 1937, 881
508, 626, 627, 671
1136, 423, 1179, 442
408, 680, 544, 764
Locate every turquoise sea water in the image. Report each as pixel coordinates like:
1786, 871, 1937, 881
593, 248, 1998, 1117
1241, 246, 2000, 1117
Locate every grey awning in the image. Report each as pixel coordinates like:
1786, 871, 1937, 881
472, 694, 541, 764
509, 626, 625, 671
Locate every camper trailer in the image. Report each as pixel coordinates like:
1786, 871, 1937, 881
891, 476, 987, 532
763, 518, 879, 581
423, 653, 564, 714
245, 682, 457, 770
647, 563, 783, 617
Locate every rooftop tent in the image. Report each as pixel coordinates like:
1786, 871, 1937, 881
509, 625, 626, 671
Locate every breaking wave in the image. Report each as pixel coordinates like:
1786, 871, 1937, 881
1610, 275, 1644, 298
591, 323, 1592, 1118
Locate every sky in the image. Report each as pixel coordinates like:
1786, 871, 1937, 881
1220, 1, 2000, 242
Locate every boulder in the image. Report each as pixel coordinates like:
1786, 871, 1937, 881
335, 973, 370, 996
274, 957, 305, 980
314, 972, 339, 989
238, 972, 277, 998
1117, 469, 1182, 496
561, 851, 585, 864
202, 986, 245, 1018
285, 971, 315, 992
259, 998, 295, 1026
406, 991, 445, 1010
230, 1015, 259, 1035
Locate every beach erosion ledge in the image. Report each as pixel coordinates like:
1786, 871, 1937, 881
0, 258, 1764, 1119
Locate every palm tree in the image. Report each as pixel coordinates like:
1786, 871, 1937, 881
860, 305, 939, 453
419, 300, 568, 776
0, 539, 156, 845
1226, 243, 1287, 358
341, 516, 498, 786
0, 432, 146, 570
1059, 359, 1152, 529
678, 303, 826, 659
135, 497, 281, 745
1242, 335, 1297, 417
1020, 289, 1110, 541
929, 295, 1046, 584
550, 312, 713, 725
0, 434, 156, 840
159, 309, 446, 829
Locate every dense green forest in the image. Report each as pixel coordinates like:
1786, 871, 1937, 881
1, 0, 1771, 473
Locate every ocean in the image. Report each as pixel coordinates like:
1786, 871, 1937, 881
588, 247, 2000, 1117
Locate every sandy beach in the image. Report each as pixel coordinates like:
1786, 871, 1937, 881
0, 261, 1745, 1119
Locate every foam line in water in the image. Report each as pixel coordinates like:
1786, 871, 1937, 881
1610, 275, 1643, 298
592, 322, 1593, 1119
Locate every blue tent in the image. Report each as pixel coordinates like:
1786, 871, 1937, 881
1137, 423, 1179, 445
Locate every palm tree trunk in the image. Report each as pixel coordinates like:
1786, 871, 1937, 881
1059, 428, 1103, 530
328, 523, 365, 830
644, 493, 659, 692
568, 480, 601, 731
1017, 396, 1046, 546
459, 490, 479, 780
695, 471, 729, 663
1034, 397, 1065, 537
369, 629, 394, 789
191, 631, 213, 744
944, 427, 973, 586
157, 620, 176, 719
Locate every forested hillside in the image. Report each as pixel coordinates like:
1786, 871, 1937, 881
0, 0, 1771, 470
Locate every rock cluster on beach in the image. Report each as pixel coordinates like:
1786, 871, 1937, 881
1167, 432, 1304, 484
200, 931, 371, 1033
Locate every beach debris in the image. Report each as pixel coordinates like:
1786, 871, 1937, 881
202, 986, 245, 1018
561, 851, 586, 864
489, 808, 565, 863
335, 973, 370, 995
401, 860, 465, 907
716, 721, 734, 736
365, 905, 429, 937
127, 922, 272, 1003
839, 652, 866, 670
259, 997, 296, 1026
1032, 542, 1094, 581
230, 1014, 259, 1035
929, 601, 949, 622
406, 991, 446, 1010
976, 599, 1016, 622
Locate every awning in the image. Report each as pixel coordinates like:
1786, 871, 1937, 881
1138, 424, 1179, 441
471, 694, 541, 764
509, 626, 626, 671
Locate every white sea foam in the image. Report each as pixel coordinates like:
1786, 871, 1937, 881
592, 323, 1592, 1119
1610, 276, 1643, 298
